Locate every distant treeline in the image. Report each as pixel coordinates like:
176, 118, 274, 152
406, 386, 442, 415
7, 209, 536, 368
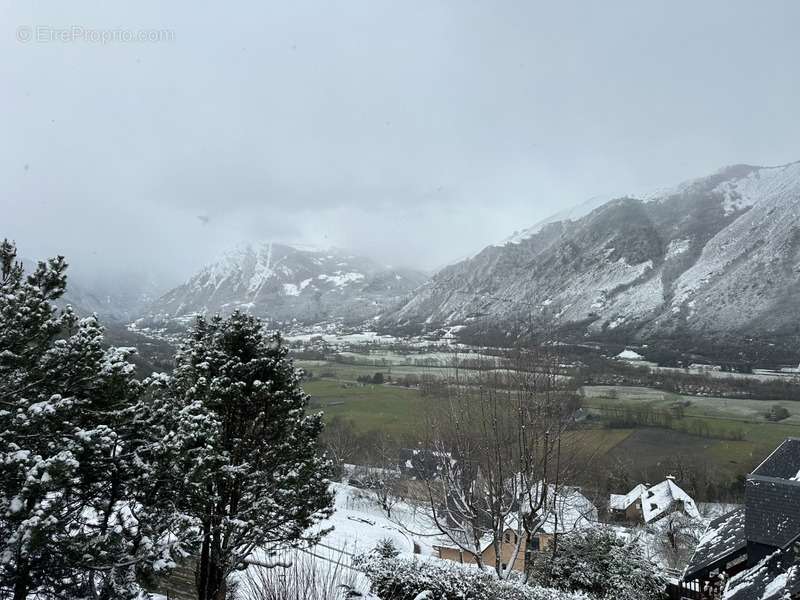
447, 319, 800, 370
583, 365, 800, 402
597, 404, 746, 441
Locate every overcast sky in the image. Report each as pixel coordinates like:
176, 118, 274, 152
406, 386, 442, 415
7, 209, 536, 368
2, 1, 800, 287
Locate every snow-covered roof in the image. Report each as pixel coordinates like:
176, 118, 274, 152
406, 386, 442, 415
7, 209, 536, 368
432, 528, 495, 555
521, 484, 597, 535
683, 508, 746, 581
616, 349, 644, 361
543, 487, 598, 534
434, 483, 598, 553
609, 484, 648, 511
610, 479, 701, 523
642, 479, 701, 523
723, 550, 800, 600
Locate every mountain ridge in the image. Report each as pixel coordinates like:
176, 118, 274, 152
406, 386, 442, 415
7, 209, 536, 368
141, 242, 428, 326
379, 160, 800, 345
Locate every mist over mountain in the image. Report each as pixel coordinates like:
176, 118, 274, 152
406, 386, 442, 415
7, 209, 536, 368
139, 242, 427, 326
48, 159, 800, 361
379, 161, 800, 349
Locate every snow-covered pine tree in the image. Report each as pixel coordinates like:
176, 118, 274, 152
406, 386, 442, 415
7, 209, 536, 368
168, 312, 333, 600
0, 240, 184, 600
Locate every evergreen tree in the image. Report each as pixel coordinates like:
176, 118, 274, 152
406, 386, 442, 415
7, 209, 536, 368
373, 538, 400, 559
169, 312, 333, 600
0, 240, 184, 599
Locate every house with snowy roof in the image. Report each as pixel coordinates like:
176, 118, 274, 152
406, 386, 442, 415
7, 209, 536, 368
433, 485, 597, 572
398, 447, 458, 480
609, 477, 701, 525
681, 438, 800, 600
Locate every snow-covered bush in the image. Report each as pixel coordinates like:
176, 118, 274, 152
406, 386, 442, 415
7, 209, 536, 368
529, 528, 667, 600
355, 554, 594, 600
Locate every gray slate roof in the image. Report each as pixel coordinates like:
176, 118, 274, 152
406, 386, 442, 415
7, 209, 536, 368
752, 438, 800, 479
684, 507, 746, 581
745, 475, 800, 548
740, 438, 800, 549
723, 551, 800, 600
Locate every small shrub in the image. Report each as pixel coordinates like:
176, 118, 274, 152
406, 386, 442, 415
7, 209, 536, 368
765, 404, 790, 422
374, 538, 401, 559
355, 554, 593, 600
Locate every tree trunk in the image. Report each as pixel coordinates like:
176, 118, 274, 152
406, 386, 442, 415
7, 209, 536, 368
197, 522, 211, 600
207, 527, 227, 600
12, 565, 29, 600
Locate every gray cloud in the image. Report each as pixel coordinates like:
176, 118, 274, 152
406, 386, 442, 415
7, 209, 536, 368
2, 0, 800, 289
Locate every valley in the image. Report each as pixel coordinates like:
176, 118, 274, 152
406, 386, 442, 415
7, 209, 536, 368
285, 336, 800, 493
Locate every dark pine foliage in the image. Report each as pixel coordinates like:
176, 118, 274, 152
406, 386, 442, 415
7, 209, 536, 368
168, 312, 333, 600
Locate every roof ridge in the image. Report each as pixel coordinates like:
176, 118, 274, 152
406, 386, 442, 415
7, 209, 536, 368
751, 438, 792, 475
749, 473, 800, 486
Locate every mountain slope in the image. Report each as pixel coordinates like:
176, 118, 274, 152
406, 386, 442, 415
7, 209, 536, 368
381, 161, 800, 343
146, 243, 427, 326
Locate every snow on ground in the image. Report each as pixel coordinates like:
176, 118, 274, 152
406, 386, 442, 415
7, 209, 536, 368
317, 271, 365, 287
666, 238, 691, 259
698, 502, 742, 520
237, 482, 439, 600
309, 482, 438, 557
715, 161, 800, 215
616, 349, 644, 361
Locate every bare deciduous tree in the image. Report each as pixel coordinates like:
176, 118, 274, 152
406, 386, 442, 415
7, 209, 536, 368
416, 348, 583, 580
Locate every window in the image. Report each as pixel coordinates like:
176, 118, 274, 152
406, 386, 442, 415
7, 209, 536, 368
530, 536, 540, 551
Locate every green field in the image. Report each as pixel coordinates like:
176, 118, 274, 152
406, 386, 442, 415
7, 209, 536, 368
304, 378, 430, 436
582, 385, 800, 473
298, 353, 800, 479
582, 385, 800, 425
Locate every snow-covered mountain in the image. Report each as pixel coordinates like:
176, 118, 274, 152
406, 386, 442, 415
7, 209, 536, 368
380, 161, 800, 343
145, 243, 427, 326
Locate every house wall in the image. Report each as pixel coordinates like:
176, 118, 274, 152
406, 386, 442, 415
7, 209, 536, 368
435, 529, 534, 572
481, 532, 527, 572
626, 500, 643, 522
536, 533, 554, 552
436, 546, 467, 564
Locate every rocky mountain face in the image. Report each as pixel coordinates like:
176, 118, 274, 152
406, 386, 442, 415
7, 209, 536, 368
143, 243, 427, 326
380, 161, 800, 345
